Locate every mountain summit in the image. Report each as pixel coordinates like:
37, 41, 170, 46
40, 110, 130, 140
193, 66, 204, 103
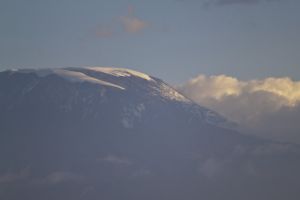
1, 67, 232, 128
0, 67, 300, 200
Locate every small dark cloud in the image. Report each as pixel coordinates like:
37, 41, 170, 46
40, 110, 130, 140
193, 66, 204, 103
179, 0, 280, 7
213, 0, 280, 6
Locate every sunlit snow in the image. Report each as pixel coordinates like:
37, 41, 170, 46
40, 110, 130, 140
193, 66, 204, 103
13, 68, 125, 90
54, 69, 125, 90
85, 67, 154, 81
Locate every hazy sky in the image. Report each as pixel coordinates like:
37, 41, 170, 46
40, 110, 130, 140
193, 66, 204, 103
0, 0, 299, 84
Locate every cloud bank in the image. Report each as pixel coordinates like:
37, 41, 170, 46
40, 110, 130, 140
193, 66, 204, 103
178, 74, 300, 143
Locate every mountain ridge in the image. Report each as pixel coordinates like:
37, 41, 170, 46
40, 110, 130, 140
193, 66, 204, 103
1, 67, 233, 129
0, 67, 300, 200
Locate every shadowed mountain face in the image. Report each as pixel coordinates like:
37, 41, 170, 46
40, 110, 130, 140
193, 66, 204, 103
0, 67, 300, 200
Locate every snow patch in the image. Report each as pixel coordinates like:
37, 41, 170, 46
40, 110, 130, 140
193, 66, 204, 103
85, 67, 154, 81
15, 69, 54, 77
158, 83, 191, 102
121, 103, 146, 128
53, 69, 125, 90
11, 68, 125, 90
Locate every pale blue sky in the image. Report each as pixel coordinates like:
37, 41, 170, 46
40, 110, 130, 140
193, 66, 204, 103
0, 0, 299, 84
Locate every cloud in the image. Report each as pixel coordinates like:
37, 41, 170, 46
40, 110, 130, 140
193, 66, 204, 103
252, 143, 299, 155
201, 0, 279, 7
178, 74, 300, 143
215, 0, 260, 6
120, 16, 148, 33
80, 186, 95, 198
198, 157, 225, 178
120, 6, 148, 33
93, 5, 148, 37
97, 154, 132, 165
36, 171, 84, 184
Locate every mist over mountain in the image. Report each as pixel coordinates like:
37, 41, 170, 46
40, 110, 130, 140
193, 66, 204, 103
178, 74, 300, 144
0, 67, 300, 200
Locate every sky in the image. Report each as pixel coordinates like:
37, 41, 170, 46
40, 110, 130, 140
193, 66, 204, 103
0, 0, 300, 84
1, 0, 300, 143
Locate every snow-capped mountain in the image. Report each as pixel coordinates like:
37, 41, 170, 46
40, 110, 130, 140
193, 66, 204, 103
0, 67, 300, 200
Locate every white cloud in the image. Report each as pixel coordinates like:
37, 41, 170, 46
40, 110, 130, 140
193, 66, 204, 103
178, 74, 300, 143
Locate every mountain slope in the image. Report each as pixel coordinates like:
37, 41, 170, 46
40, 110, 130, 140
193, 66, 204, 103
0, 67, 300, 200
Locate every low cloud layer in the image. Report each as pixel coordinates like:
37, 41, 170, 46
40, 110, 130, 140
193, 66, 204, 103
178, 74, 300, 143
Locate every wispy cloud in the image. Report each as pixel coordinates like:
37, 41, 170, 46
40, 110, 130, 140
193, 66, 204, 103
35, 171, 84, 184
120, 16, 148, 33
97, 154, 132, 165
178, 74, 300, 143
